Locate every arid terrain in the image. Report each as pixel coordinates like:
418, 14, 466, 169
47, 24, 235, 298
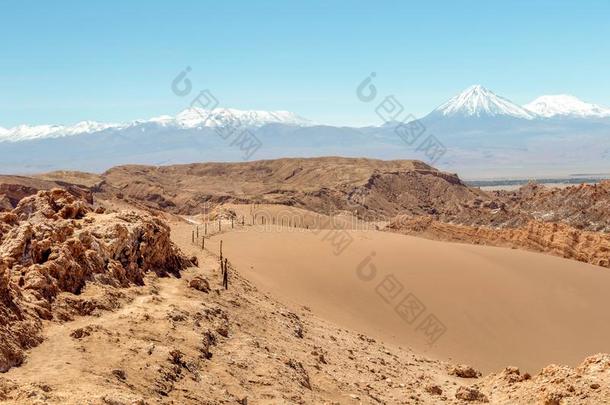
208, 225, 610, 374
1, 157, 609, 404
4, 157, 609, 269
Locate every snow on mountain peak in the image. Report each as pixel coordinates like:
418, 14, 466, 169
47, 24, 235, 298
524, 95, 610, 118
0, 109, 311, 143
433, 85, 536, 120
167, 107, 311, 128
0, 121, 123, 142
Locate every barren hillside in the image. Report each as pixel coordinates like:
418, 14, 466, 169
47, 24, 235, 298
1, 191, 609, 404
493, 182, 610, 232
97, 157, 484, 219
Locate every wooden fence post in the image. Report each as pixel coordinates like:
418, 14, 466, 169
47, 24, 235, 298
223, 258, 228, 290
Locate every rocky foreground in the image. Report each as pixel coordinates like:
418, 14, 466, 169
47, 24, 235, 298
0, 189, 191, 373
0, 191, 608, 404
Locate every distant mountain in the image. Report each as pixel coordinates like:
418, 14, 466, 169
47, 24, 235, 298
1, 87, 609, 178
415, 86, 610, 177
0, 121, 123, 142
427, 84, 535, 120
524, 95, 610, 118
0, 108, 310, 143
148, 108, 311, 129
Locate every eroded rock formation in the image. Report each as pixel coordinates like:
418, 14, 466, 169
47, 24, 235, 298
388, 215, 610, 268
0, 189, 190, 372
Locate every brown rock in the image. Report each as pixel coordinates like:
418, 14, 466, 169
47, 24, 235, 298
286, 359, 311, 390
455, 386, 488, 402
189, 276, 210, 293
0, 189, 190, 372
450, 364, 482, 378
542, 391, 564, 405
112, 369, 126, 380
425, 384, 443, 395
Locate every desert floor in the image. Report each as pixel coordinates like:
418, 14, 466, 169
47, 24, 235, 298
4, 216, 610, 404
206, 224, 610, 374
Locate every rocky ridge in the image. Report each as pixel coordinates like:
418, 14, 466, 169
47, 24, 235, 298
387, 215, 610, 268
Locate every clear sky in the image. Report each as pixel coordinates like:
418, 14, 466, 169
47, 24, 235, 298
1, 0, 609, 127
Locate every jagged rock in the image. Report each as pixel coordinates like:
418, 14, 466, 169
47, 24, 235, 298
70, 326, 93, 339
199, 330, 217, 360
498, 366, 530, 384
286, 359, 311, 390
450, 364, 482, 378
281, 310, 305, 339
0, 189, 189, 372
455, 386, 488, 402
169, 350, 187, 368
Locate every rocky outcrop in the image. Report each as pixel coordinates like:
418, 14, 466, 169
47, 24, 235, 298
480, 354, 610, 404
0, 184, 39, 211
0, 189, 190, 372
0, 177, 93, 212
450, 364, 483, 378
388, 215, 610, 268
492, 181, 610, 232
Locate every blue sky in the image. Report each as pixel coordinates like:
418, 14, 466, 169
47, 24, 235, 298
1, 0, 609, 127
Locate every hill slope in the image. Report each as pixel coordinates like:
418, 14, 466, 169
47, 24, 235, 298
99, 157, 483, 219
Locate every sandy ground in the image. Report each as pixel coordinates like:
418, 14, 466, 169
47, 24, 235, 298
0, 218, 483, 404
184, 203, 386, 231
207, 225, 610, 374
3, 216, 610, 404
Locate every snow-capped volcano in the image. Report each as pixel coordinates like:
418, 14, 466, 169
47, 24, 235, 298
2, 86, 610, 175
0, 108, 310, 143
524, 95, 610, 118
431, 85, 536, 120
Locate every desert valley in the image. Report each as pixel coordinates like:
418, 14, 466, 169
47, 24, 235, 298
1, 157, 609, 404
3, 3, 610, 403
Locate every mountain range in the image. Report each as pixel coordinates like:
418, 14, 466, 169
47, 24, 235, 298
1, 85, 609, 178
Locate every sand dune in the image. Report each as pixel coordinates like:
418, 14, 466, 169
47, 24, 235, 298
209, 226, 610, 374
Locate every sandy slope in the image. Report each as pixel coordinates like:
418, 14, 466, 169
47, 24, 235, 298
209, 226, 610, 374
2, 216, 610, 404
0, 219, 486, 404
